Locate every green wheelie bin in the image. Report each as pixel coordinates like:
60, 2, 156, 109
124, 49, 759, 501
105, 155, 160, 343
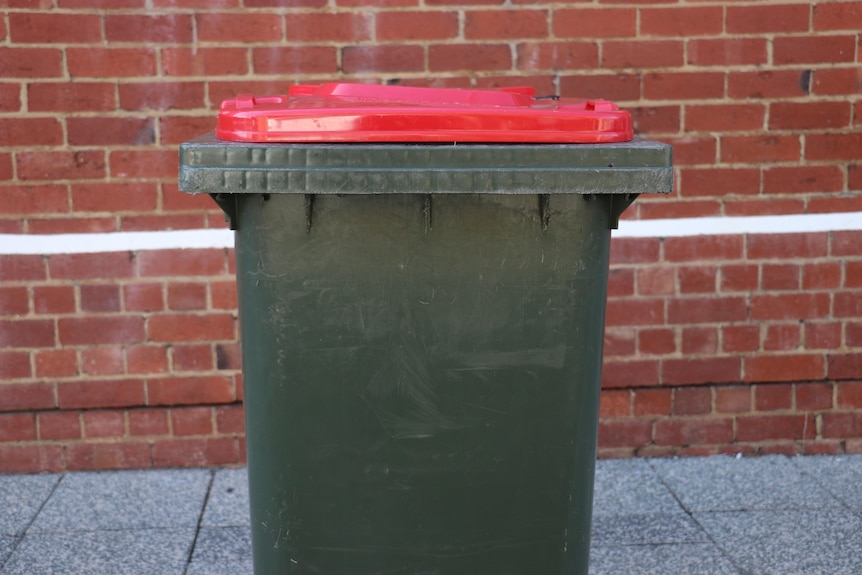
179, 83, 672, 575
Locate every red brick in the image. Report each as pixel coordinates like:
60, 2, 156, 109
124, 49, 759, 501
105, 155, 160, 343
728, 70, 809, 99
631, 268, 670, 297
71, 182, 158, 214
606, 298, 664, 327
81, 347, 124, 376
39, 411, 81, 440
171, 406, 213, 436
604, 328, 635, 357
147, 376, 235, 406
722, 325, 759, 354
17, 151, 107, 181
111, 149, 179, 180
601, 359, 660, 389
250, 46, 336, 75
715, 386, 751, 413
597, 420, 651, 449
764, 166, 844, 195
560, 73, 641, 102
35, 349, 78, 378
342, 46, 425, 73
59, 317, 144, 346
152, 437, 240, 467
138, 249, 226, 277
824, 412, 862, 439
770, 102, 851, 130
65, 442, 152, 471
49, 253, 134, 281
465, 9, 547, 39
849, 323, 862, 347
848, 261, 862, 288
105, 14, 193, 43
0, 48, 63, 77
748, 233, 828, 259
215, 343, 241, 371
763, 323, 801, 352
429, 44, 512, 72
813, 68, 862, 96
641, 6, 722, 36
638, 328, 676, 355
79, 285, 121, 313
67, 117, 154, 147
129, 408, 169, 436
796, 382, 833, 411
165, 283, 207, 311
611, 239, 661, 266
738, 414, 814, 442
123, 283, 164, 312
9, 13, 101, 43
673, 387, 711, 415
173, 344, 214, 371
599, 389, 630, 418
0, 83, 17, 112
720, 264, 758, 293
608, 268, 635, 298
744, 354, 825, 383
667, 296, 747, 324
805, 322, 842, 350
774, 35, 856, 65
663, 357, 740, 387
814, 2, 862, 30
829, 354, 862, 380
553, 8, 636, 38
215, 404, 245, 434
682, 167, 759, 198
29, 218, 117, 235
806, 133, 862, 162
284, 12, 371, 42
0, 445, 64, 474
164, 47, 248, 77
28, 82, 115, 112
686, 104, 764, 133
0, 413, 36, 442
601, 40, 682, 69
0, 319, 54, 348
654, 418, 733, 446
721, 135, 801, 164
833, 231, 862, 256
210, 281, 237, 310
644, 72, 724, 100
754, 384, 793, 411
633, 388, 672, 417
60, 0, 146, 6
377, 11, 459, 40
118, 82, 204, 111
726, 4, 810, 33
750, 293, 829, 321
147, 313, 234, 343
678, 266, 716, 294
687, 38, 767, 66
58, 380, 146, 409
125, 346, 168, 375
0, 185, 69, 216
0, 118, 63, 147
83, 410, 126, 438
630, 105, 680, 134
761, 264, 799, 291
802, 441, 843, 456
665, 235, 743, 262
67, 48, 156, 78
0, 382, 54, 411
0, 286, 28, 316
681, 326, 718, 354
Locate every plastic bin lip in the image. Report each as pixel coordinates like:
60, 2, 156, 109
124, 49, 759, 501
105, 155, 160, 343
216, 82, 634, 144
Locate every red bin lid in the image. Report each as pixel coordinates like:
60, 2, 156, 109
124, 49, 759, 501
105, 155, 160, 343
216, 83, 633, 144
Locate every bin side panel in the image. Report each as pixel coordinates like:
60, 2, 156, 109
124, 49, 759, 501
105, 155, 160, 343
235, 193, 610, 575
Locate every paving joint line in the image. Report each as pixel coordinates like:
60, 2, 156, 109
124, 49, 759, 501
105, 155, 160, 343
0, 473, 65, 572
182, 468, 217, 575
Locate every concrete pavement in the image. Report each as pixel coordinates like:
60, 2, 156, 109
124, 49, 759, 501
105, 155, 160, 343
2, 454, 861, 575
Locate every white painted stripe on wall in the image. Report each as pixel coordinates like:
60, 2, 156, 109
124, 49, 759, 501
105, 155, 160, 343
0, 212, 859, 255
0, 229, 235, 255
613, 211, 862, 238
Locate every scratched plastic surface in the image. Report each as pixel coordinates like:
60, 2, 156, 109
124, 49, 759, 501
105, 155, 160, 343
236, 193, 612, 574
215, 82, 633, 143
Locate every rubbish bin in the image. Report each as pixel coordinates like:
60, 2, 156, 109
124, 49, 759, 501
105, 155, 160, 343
179, 83, 672, 575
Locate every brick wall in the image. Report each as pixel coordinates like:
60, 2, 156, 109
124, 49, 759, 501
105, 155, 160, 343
1, 1, 860, 472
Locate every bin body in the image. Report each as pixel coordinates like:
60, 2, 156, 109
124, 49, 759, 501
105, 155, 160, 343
179, 137, 672, 575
